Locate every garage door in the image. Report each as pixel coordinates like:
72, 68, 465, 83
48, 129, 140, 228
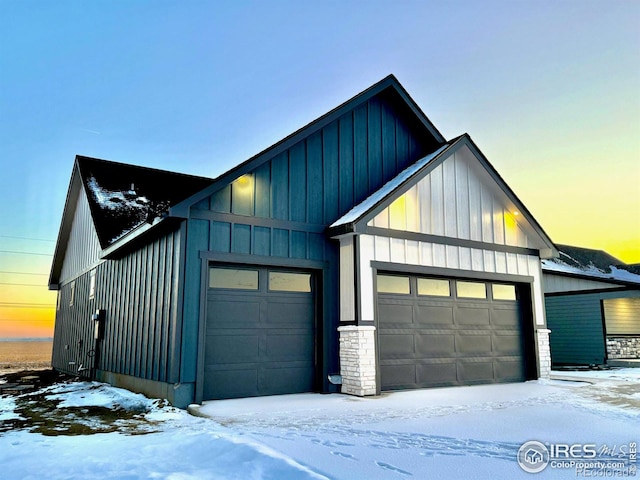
377, 274, 527, 390
204, 266, 316, 400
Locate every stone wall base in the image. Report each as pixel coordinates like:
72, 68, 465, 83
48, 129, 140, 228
537, 328, 551, 379
606, 336, 640, 359
338, 325, 376, 396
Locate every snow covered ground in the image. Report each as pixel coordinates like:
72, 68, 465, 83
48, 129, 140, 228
1, 369, 639, 479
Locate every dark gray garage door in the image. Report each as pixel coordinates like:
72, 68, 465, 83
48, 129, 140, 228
377, 274, 527, 390
204, 266, 316, 400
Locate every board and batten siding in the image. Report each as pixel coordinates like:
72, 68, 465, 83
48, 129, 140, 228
191, 95, 432, 230
52, 229, 183, 385
59, 187, 102, 285
51, 270, 98, 376
369, 145, 532, 248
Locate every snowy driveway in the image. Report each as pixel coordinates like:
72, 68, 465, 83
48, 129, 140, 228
193, 371, 640, 479
1, 369, 638, 479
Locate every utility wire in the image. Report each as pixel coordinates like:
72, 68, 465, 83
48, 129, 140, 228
0, 282, 47, 287
0, 302, 55, 309
0, 271, 48, 276
0, 250, 53, 256
0, 235, 55, 243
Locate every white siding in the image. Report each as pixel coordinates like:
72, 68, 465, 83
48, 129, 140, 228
60, 187, 102, 284
370, 145, 532, 248
339, 237, 355, 322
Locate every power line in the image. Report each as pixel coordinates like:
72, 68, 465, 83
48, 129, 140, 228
0, 235, 55, 243
0, 250, 53, 257
0, 271, 49, 276
0, 282, 47, 287
0, 302, 55, 309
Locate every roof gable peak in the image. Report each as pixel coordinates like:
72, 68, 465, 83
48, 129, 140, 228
170, 75, 446, 216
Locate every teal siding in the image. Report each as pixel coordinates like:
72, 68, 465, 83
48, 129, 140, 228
51, 229, 183, 383
546, 294, 605, 365
181, 219, 209, 382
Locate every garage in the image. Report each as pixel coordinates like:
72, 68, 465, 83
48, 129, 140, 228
203, 266, 316, 400
377, 273, 530, 391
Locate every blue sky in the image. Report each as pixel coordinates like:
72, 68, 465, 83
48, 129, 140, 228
0, 0, 638, 336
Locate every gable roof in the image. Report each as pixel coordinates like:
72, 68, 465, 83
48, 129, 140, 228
328, 134, 557, 257
169, 74, 446, 218
49, 156, 213, 287
542, 244, 640, 286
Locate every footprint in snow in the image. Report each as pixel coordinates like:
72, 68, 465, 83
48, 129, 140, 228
376, 461, 412, 476
312, 438, 355, 447
331, 451, 356, 460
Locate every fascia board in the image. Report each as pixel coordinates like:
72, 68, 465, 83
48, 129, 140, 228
48, 160, 82, 290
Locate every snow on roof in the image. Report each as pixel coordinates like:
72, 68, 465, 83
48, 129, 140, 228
86, 177, 160, 244
542, 246, 640, 285
77, 156, 213, 247
330, 143, 449, 228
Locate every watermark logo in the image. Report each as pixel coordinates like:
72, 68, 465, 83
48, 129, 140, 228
517, 441, 550, 473
517, 441, 637, 476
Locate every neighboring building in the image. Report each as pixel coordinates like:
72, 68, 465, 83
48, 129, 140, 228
49, 75, 557, 407
542, 245, 640, 366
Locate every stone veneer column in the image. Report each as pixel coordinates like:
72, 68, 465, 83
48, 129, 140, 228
536, 328, 551, 379
337, 325, 377, 396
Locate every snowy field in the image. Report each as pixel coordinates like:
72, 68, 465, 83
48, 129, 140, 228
1, 369, 639, 480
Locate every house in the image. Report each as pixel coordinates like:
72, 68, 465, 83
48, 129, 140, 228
49, 75, 557, 407
542, 245, 640, 366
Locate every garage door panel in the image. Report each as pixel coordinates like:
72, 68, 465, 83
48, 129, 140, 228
379, 334, 414, 360
455, 306, 490, 325
492, 332, 523, 355
205, 334, 259, 364
492, 307, 520, 327
266, 298, 314, 325
494, 359, 525, 381
261, 365, 315, 395
416, 363, 457, 385
204, 368, 258, 399
207, 299, 261, 328
378, 304, 413, 323
414, 305, 454, 325
266, 332, 314, 361
380, 364, 416, 387
458, 361, 494, 383
415, 333, 455, 357
456, 334, 492, 354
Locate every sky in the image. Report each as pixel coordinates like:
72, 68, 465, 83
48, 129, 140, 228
0, 0, 638, 338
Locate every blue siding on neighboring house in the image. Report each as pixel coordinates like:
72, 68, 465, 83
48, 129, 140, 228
546, 289, 640, 365
546, 294, 606, 365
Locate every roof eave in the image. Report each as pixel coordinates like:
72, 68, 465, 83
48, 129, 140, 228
100, 216, 183, 260
542, 268, 640, 288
